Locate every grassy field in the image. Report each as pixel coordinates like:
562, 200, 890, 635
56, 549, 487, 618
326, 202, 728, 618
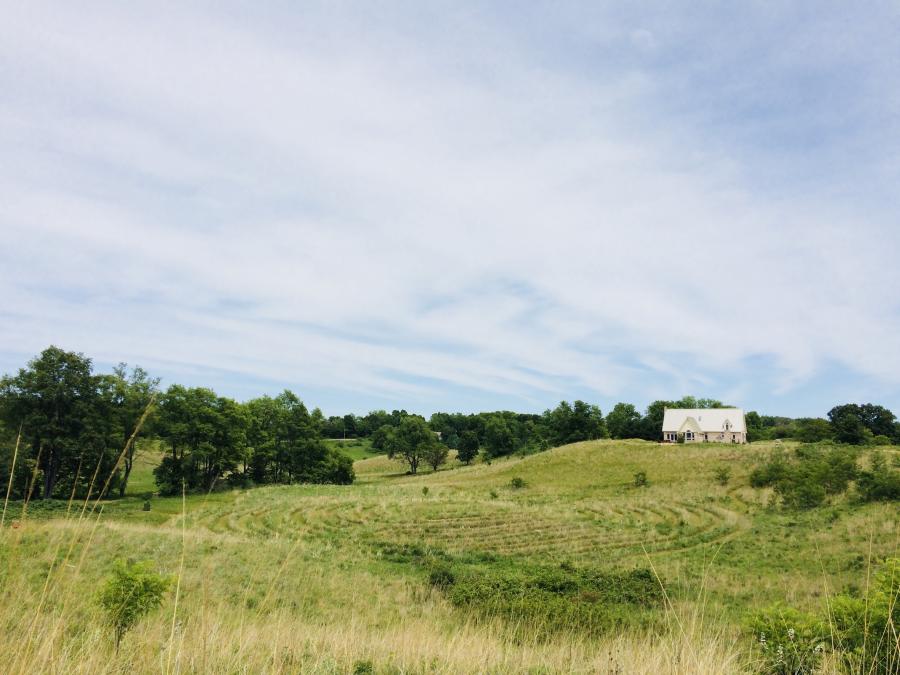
1, 439, 897, 673
325, 438, 381, 461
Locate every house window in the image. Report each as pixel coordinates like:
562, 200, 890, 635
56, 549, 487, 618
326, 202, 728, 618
725, 421, 731, 431
686, 431, 694, 441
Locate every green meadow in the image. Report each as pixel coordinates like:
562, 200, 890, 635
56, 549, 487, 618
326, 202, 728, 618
2, 439, 897, 673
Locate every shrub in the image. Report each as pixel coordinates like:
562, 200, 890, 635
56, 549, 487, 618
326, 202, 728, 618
856, 451, 900, 502
443, 562, 662, 639
509, 476, 527, 489
747, 558, 900, 675
713, 467, 731, 486
750, 451, 791, 489
779, 480, 826, 509
421, 486, 429, 497
142, 499, 151, 512
830, 558, 900, 675
352, 660, 375, 675
633, 471, 648, 488
747, 605, 826, 675
488, 489, 499, 499
751, 446, 860, 509
428, 563, 456, 589
98, 560, 171, 649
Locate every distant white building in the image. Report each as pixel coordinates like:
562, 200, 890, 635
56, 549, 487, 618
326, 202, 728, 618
661, 408, 747, 444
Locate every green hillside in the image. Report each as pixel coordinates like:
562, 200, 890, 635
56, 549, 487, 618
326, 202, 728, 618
2, 440, 897, 673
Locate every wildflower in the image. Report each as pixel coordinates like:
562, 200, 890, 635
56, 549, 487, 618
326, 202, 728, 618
759, 632, 767, 649
787, 627, 795, 641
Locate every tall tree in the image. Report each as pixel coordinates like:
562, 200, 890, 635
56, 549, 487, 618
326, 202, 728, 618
457, 430, 480, 465
483, 416, 516, 457
0, 347, 102, 499
107, 364, 160, 497
385, 416, 438, 474
606, 403, 642, 439
423, 442, 449, 472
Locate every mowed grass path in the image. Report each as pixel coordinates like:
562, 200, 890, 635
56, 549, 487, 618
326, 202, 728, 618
116, 439, 899, 614
2, 439, 897, 673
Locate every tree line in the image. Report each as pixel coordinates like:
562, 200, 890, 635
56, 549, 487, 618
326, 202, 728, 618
0, 347, 352, 500
2, 347, 898, 495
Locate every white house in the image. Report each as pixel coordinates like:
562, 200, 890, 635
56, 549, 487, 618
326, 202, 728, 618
661, 408, 747, 444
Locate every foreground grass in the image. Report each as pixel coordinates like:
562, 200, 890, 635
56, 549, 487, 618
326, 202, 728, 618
1, 439, 897, 673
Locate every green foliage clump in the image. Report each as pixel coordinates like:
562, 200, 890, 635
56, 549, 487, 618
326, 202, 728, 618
456, 430, 480, 465
749, 446, 859, 508
747, 605, 826, 675
713, 466, 731, 486
855, 451, 900, 502
432, 560, 662, 639
509, 476, 527, 489
423, 442, 449, 472
748, 558, 900, 675
633, 471, 648, 488
428, 563, 456, 589
97, 560, 171, 649
384, 416, 445, 474
830, 558, 900, 675
352, 660, 375, 675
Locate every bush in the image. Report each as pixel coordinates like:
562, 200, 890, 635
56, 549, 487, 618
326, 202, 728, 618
509, 476, 527, 489
714, 466, 731, 486
352, 660, 375, 675
633, 471, 648, 488
428, 563, 456, 589
856, 451, 900, 502
747, 558, 900, 675
780, 480, 826, 509
488, 489, 499, 499
747, 605, 827, 675
443, 562, 662, 639
421, 486, 429, 497
98, 560, 171, 649
142, 500, 151, 512
750, 451, 791, 489
750, 446, 859, 509
830, 558, 900, 675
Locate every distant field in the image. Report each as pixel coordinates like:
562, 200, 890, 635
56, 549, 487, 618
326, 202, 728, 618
324, 437, 381, 461
2, 439, 897, 673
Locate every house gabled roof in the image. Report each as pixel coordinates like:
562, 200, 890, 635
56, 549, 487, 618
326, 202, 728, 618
661, 408, 746, 433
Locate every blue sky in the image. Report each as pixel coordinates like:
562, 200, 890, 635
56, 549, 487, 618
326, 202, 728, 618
1, 2, 899, 418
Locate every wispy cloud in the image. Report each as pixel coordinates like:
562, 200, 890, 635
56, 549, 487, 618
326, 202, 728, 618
1, 2, 898, 415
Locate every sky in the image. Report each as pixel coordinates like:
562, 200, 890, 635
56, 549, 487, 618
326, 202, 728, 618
1, 1, 899, 418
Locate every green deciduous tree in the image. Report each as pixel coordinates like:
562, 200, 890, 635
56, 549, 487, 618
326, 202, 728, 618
386, 416, 439, 474
107, 364, 160, 497
544, 401, 606, 446
483, 416, 517, 458
423, 442, 449, 472
457, 430, 479, 465
0, 346, 123, 499
606, 403, 642, 440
